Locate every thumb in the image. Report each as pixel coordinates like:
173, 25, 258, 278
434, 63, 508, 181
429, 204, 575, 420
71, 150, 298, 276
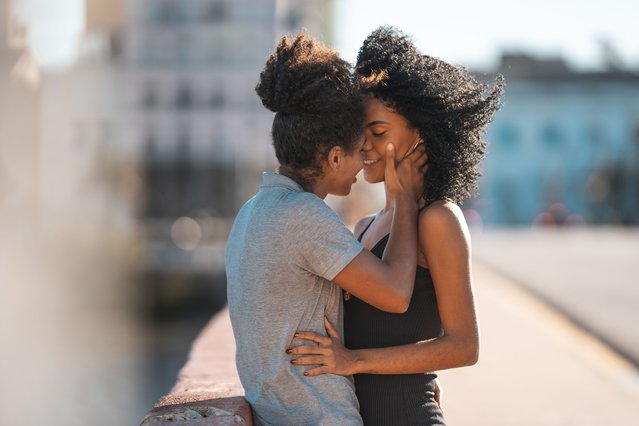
384, 143, 398, 181
324, 316, 341, 340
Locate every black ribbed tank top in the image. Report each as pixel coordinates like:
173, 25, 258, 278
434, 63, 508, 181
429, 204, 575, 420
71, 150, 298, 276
344, 220, 446, 425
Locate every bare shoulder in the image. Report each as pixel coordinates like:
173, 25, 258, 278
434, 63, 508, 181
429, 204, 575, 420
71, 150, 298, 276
418, 200, 469, 239
353, 214, 376, 239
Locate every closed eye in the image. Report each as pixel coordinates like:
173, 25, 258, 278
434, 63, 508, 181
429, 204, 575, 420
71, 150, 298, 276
371, 131, 387, 137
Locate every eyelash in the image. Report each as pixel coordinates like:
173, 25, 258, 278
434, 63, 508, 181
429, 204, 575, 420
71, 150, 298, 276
371, 131, 386, 137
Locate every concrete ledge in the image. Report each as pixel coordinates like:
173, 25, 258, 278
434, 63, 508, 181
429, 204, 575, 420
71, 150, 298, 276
140, 306, 252, 425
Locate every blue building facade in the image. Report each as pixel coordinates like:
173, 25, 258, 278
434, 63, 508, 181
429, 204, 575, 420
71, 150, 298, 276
475, 54, 639, 226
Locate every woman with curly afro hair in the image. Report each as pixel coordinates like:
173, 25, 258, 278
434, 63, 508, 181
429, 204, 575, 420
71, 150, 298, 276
288, 27, 503, 425
226, 33, 428, 425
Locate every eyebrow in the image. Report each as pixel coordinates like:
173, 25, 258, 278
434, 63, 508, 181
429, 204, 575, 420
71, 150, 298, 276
366, 120, 389, 127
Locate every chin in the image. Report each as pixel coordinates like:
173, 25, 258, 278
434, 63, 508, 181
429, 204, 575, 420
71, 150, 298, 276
363, 172, 384, 184
330, 186, 351, 197
340, 186, 353, 196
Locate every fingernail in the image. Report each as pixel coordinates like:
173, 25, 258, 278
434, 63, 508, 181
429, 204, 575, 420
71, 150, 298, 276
303, 371, 309, 376
286, 349, 292, 354
294, 333, 299, 337
290, 359, 297, 364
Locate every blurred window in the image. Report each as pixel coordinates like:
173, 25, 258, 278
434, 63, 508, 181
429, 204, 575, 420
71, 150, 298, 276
206, 1, 227, 22
210, 92, 225, 109
586, 124, 603, 146
496, 123, 520, 150
144, 131, 158, 161
540, 123, 564, 148
286, 7, 302, 30
175, 83, 193, 110
177, 130, 191, 162
154, 0, 179, 24
143, 84, 157, 109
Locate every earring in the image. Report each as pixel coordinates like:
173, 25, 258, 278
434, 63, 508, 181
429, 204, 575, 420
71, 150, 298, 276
405, 139, 424, 158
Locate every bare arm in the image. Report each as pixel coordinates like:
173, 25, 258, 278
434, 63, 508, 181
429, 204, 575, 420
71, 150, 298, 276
290, 202, 479, 374
331, 143, 425, 313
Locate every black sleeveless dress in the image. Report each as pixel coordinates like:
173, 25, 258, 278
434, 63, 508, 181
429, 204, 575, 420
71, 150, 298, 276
344, 222, 446, 425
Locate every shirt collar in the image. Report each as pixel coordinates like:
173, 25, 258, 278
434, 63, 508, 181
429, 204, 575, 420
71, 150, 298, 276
260, 171, 303, 192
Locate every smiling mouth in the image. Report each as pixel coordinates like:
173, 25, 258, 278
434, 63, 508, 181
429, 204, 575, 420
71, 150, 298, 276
363, 159, 381, 166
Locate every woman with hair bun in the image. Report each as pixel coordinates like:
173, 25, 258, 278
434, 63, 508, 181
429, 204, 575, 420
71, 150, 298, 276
289, 27, 504, 425
226, 33, 427, 425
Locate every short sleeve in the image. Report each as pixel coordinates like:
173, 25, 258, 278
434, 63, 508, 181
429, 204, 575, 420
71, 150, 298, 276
287, 196, 363, 281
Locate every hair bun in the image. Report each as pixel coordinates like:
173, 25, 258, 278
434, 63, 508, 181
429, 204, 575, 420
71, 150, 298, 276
256, 34, 354, 115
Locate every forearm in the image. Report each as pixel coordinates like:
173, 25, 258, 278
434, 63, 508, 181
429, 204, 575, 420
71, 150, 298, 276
351, 334, 479, 375
382, 195, 418, 287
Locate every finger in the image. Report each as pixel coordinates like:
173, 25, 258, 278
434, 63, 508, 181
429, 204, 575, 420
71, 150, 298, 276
294, 331, 331, 345
384, 143, 398, 181
403, 139, 425, 159
286, 345, 330, 356
291, 356, 328, 366
324, 317, 341, 340
303, 366, 332, 377
414, 151, 428, 168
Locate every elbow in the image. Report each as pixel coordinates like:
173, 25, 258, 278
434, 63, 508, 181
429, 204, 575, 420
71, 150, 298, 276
445, 332, 479, 367
390, 299, 410, 314
381, 295, 410, 314
465, 345, 479, 366
375, 277, 413, 313
462, 337, 480, 366
387, 288, 411, 314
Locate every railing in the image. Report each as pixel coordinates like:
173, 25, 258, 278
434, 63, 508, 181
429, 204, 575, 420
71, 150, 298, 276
140, 307, 252, 425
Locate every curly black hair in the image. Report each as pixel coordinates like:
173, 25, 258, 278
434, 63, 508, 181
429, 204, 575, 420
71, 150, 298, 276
356, 26, 504, 205
256, 34, 364, 191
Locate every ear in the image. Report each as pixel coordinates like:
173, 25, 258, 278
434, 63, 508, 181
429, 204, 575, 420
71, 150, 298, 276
326, 146, 344, 171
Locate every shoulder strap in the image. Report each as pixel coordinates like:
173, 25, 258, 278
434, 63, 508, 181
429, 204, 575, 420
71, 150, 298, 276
357, 216, 376, 242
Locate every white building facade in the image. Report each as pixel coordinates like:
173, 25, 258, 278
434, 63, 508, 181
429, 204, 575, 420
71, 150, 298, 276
123, 0, 333, 272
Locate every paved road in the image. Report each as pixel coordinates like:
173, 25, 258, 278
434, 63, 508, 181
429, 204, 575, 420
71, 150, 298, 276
470, 227, 639, 366
438, 262, 639, 425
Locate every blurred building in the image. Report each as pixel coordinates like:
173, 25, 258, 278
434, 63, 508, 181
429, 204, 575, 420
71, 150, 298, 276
0, 0, 40, 222
123, 0, 333, 279
38, 1, 135, 237
3, 1, 336, 424
476, 53, 639, 226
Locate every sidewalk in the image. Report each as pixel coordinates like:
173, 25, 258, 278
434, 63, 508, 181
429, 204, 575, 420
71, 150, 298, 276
471, 228, 639, 366
438, 262, 639, 425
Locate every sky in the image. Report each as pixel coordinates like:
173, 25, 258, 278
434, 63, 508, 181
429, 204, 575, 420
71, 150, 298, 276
11, 0, 84, 69
334, 0, 639, 71
10, 0, 639, 71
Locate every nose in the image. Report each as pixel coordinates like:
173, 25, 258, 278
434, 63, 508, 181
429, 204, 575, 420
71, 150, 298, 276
361, 135, 372, 152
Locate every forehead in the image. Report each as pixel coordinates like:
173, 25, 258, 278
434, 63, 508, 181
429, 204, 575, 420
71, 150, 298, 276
363, 96, 408, 127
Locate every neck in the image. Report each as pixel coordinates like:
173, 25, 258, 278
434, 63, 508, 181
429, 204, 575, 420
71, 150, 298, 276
311, 182, 329, 200
278, 166, 325, 199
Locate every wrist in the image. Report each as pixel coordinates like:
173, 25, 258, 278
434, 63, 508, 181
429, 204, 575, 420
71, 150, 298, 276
350, 350, 368, 375
391, 193, 418, 212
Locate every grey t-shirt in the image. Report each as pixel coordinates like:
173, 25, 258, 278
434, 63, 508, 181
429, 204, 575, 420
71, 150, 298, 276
226, 172, 364, 426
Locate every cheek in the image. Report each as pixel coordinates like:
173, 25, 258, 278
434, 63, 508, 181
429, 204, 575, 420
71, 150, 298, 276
372, 140, 387, 156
